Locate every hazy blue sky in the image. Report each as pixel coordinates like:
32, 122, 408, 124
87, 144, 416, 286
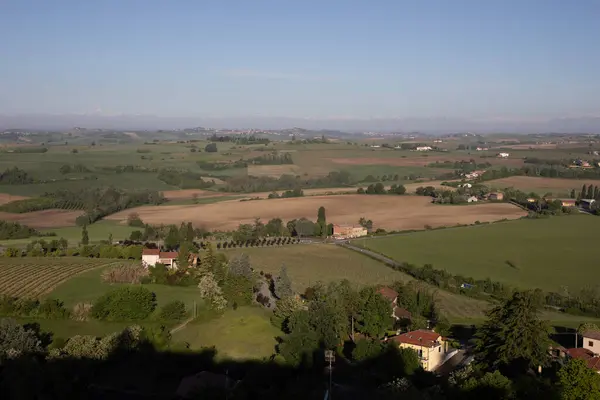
1, 0, 599, 121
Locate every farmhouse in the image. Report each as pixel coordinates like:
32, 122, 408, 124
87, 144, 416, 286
497, 152, 510, 158
332, 224, 368, 239
476, 147, 489, 151
141, 248, 179, 269
488, 192, 504, 201
388, 330, 449, 371
415, 146, 433, 151
467, 196, 478, 203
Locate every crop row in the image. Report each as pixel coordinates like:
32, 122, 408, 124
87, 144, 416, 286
0, 261, 119, 298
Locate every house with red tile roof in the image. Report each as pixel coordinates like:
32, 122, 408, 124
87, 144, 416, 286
388, 329, 448, 371
142, 248, 179, 269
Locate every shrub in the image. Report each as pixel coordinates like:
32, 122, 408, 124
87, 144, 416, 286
72, 302, 93, 321
102, 263, 149, 284
127, 212, 145, 227
39, 299, 69, 319
92, 287, 157, 321
159, 301, 187, 321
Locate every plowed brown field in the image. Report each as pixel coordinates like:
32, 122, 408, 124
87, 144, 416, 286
486, 176, 600, 194
106, 195, 526, 231
0, 209, 83, 228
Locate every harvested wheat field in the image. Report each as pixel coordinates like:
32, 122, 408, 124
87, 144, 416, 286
486, 176, 600, 194
0, 193, 29, 206
107, 195, 526, 231
0, 209, 83, 228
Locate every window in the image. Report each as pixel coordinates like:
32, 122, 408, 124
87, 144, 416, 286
590, 341, 594, 347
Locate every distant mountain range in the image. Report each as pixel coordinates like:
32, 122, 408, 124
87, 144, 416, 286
1, 113, 599, 134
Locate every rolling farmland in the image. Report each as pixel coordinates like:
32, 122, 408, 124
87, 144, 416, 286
0, 258, 131, 298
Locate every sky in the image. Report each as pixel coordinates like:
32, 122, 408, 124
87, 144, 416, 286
1, 0, 599, 123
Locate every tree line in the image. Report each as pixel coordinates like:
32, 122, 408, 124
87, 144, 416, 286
0, 220, 56, 240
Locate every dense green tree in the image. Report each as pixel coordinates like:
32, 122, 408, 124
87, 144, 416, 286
294, 218, 315, 238
228, 253, 252, 278
274, 265, 293, 299
0, 318, 44, 360
164, 225, 179, 250
271, 296, 304, 333
557, 358, 600, 400
176, 241, 195, 269
594, 186, 599, 200
474, 291, 550, 375
581, 184, 587, 199
460, 370, 514, 400
356, 288, 394, 338
278, 310, 320, 366
204, 142, 218, 152
91, 287, 157, 321
587, 185, 595, 199
317, 206, 326, 237
222, 274, 254, 307
265, 217, 286, 236
308, 295, 348, 348
352, 338, 383, 361
159, 301, 187, 321
81, 225, 89, 245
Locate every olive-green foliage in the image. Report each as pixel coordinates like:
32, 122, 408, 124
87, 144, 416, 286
0, 318, 43, 360
91, 287, 157, 321
38, 299, 69, 319
557, 358, 600, 400
222, 275, 254, 308
352, 338, 383, 361
159, 300, 188, 321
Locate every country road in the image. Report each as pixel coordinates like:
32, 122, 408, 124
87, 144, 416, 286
336, 242, 404, 269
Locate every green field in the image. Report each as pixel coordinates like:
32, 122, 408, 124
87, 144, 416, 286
49, 265, 204, 310
0, 220, 138, 246
172, 306, 280, 360
356, 215, 599, 293
0, 257, 129, 298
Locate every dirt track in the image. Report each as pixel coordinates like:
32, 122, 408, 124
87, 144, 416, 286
106, 195, 526, 231
0, 194, 29, 206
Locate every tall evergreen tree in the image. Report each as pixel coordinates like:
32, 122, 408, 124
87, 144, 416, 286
274, 264, 293, 299
581, 184, 587, 199
164, 225, 179, 250
474, 291, 550, 375
185, 222, 195, 242
81, 225, 89, 245
594, 186, 599, 200
317, 206, 327, 237
587, 185, 595, 200
570, 189, 576, 199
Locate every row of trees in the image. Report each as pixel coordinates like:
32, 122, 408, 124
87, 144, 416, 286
357, 183, 407, 195
223, 171, 353, 193
157, 169, 216, 189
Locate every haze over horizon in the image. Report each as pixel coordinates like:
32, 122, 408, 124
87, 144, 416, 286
1, 0, 599, 132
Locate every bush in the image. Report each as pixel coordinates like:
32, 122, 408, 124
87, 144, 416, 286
127, 212, 145, 227
72, 302, 93, 321
204, 143, 218, 153
91, 287, 157, 321
159, 301, 187, 321
39, 299, 69, 319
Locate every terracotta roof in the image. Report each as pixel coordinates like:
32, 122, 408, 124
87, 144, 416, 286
566, 348, 594, 360
142, 248, 160, 256
377, 287, 398, 302
583, 331, 600, 341
159, 251, 178, 259
588, 357, 600, 371
391, 330, 441, 348
393, 306, 412, 320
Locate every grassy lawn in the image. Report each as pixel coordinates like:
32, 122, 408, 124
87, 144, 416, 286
172, 306, 279, 360
0, 220, 138, 247
356, 215, 598, 293
49, 265, 204, 311
224, 243, 414, 291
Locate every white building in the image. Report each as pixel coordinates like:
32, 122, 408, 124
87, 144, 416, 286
142, 248, 179, 269
476, 147, 489, 151
497, 152, 510, 158
416, 146, 433, 151
467, 196, 478, 203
